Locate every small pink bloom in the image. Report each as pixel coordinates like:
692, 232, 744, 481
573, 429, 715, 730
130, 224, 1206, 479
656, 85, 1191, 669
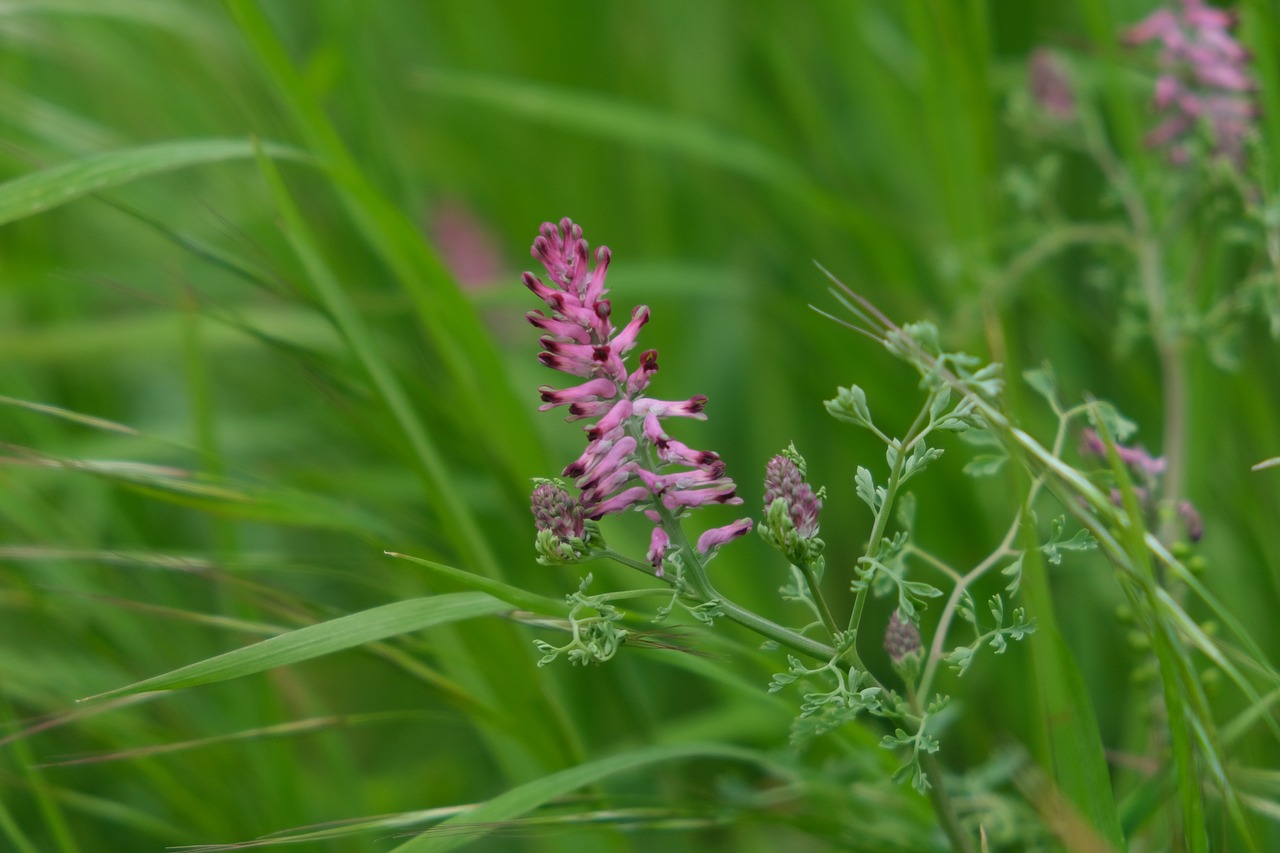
587, 485, 650, 519
696, 518, 754, 555
538, 377, 618, 411
647, 527, 671, 572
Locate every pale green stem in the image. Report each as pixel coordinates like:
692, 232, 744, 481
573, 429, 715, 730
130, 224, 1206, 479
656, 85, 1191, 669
844, 396, 935, 668
796, 559, 841, 641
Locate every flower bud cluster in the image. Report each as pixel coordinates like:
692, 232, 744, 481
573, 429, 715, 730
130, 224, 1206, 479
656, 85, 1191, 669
884, 611, 923, 680
1125, 0, 1257, 166
759, 446, 825, 566
524, 218, 752, 573
530, 480, 598, 564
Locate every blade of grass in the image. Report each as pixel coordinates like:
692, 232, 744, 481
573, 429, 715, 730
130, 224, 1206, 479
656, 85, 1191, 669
251, 142, 498, 575
384, 551, 567, 616
1018, 506, 1126, 847
389, 741, 798, 853
223, 0, 545, 495
0, 138, 307, 227
80, 591, 510, 701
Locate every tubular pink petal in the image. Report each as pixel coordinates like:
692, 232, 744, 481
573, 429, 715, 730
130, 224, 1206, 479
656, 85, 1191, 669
634, 395, 709, 419
587, 398, 633, 440
656, 437, 721, 470
663, 485, 741, 511
633, 467, 668, 495
580, 465, 639, 504
647, 526, 671, 572
566, 399, 618, 421
642, 411, 667, 446
527, 310, 591, 343
583, 246, 612, 305
696, 518, 753, 555
611, 306, 651, 355
576, 436, 638, 488
537, 377, 618, 411
587, 485, 650, 519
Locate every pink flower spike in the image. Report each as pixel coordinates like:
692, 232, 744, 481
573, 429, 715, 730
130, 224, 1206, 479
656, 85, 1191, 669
696, 518, 753, 555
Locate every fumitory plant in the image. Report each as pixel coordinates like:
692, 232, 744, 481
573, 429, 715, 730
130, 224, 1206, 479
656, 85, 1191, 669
516, 183, 1280, 849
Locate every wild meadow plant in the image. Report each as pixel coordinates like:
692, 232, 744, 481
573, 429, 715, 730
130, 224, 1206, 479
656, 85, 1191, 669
2, 2, 1280, 852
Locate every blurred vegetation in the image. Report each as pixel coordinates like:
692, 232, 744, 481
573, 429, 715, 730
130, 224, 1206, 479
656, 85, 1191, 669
1, 1, 1278, 850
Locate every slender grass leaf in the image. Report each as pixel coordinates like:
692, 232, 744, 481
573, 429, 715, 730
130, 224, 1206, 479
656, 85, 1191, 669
413, 67, 807, 190
81, 592, 510, 701
251, 142, 500, 573
0, 138, 307, 227
225, 0, 546, 498
390, 742, 794, 853
384, 552, 568, 616
1018, 514, 1126, 847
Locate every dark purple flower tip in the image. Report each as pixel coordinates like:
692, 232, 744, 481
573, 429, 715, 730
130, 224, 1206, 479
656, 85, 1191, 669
884, 611, 922, 664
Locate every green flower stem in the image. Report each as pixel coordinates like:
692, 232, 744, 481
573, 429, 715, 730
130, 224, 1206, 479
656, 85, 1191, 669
843, 396, 934, 665
920, 746, 975, 853
903, 683, 975, 853
796, 558, 841, 641
655, 504, 835, 662
916, 412, 1066, 701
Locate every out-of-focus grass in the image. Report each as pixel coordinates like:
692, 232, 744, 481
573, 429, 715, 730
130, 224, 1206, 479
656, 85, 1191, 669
0, 1, 1277, 850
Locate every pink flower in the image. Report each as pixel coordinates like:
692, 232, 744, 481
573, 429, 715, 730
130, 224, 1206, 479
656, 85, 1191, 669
524, 218, 748, 558
428, 200, 505, 289
647, 527, 672, 574
696, 519, 754, 557
1079, 428, 1167, 479
1125, 0, 1257, 166
1028, 49, 1076, 120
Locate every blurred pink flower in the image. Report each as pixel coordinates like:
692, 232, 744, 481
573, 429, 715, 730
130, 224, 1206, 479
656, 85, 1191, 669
429, 200, 506, 288
1028, 48, 1076, 120
1125, 0, 1257, 166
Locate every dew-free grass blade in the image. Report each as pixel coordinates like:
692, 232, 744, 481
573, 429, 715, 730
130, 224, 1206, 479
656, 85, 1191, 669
388, 741, 797, 853
0, 138, 308, 227
1018, 515, 1126, 849
80, 592, 510, 702
384, 552, 567, 616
